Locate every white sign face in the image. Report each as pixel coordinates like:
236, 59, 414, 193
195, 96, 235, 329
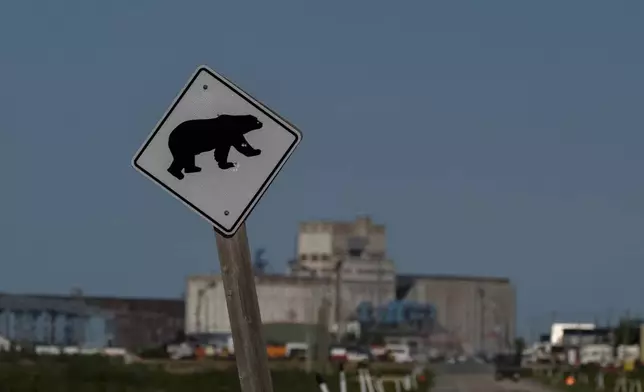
132, 66, 302, 237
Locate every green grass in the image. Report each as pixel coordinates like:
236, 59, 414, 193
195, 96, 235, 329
0, 355, 432, 392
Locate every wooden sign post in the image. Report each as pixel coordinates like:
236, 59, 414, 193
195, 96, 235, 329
216, 224, 273, 392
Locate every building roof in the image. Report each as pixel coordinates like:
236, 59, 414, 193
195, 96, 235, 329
187, 273, 333, 285
0, 294, 108, 316
18, 294, 184, 318
190, 272, 509, 287
397, 273, 511, 284
298, 216, 386, 234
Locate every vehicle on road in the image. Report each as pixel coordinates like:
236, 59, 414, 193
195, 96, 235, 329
493, 353, 522, 382
346, 346, 371, 363
387, 344, 414, 363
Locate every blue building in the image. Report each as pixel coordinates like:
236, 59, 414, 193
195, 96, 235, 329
0, 294, 114, 348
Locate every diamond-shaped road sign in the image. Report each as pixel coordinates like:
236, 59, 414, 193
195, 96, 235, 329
132, 66, 302, 237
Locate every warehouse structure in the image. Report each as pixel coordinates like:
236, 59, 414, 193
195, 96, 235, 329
186, 216, 398, 334
5, 292, 184, 350
5, 216, 515, 356
0, 293, 112, 348
186, 216, 516, 357
397, 274, 516, 354
185, 273, 396, 333
185, 271, 515, 355
77, 295, 184, 349
185, 274, 327, 334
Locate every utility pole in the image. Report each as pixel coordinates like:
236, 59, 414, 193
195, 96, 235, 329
478, 287, 485, 355
196, 288, 205, 333
528, 316, 535, 346
316, 297, 331, 373
367, 260, 385, 348
334, 259, 343, 343
550, 311, 557, 365
302, 267, 319, 373
550, 310, 557, 339
376, 257, 382, 310
624, 309, 631, 345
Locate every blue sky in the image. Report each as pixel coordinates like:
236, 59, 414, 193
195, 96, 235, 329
1, 1, 642, 334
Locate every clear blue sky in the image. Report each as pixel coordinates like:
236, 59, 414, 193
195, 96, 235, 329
1, 1, 642, 334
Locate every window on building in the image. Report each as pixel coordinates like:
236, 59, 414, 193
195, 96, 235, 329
311, 254, 319, 261
300, 254, 308, 261
321, 254, 330, 261
347, 236, 367, 258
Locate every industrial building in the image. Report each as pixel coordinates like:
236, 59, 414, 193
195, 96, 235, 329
185, 215, 517, 357
185, 272, 402, 336
0, 292, 184, 350
185, 271, 515, 355
289, 216, 397, 326
186, 216, 398, 335
2, 216, 514, 356
77, 295, 184, 349
290, 216, 395, 282
0, 294, 113, 348
186, 273, 332, 334
397, 274, 516, 354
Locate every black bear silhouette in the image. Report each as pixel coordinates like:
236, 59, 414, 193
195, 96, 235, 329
166, 114, 263, 180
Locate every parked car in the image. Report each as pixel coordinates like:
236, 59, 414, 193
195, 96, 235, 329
387, 344, 413, 363
166, 342, 195, 360
330, 346, 348, 362
346, 346, 372, 363
286, 342, 308, 360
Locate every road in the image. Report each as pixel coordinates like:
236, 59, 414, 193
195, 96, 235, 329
430, 363, 555, 392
